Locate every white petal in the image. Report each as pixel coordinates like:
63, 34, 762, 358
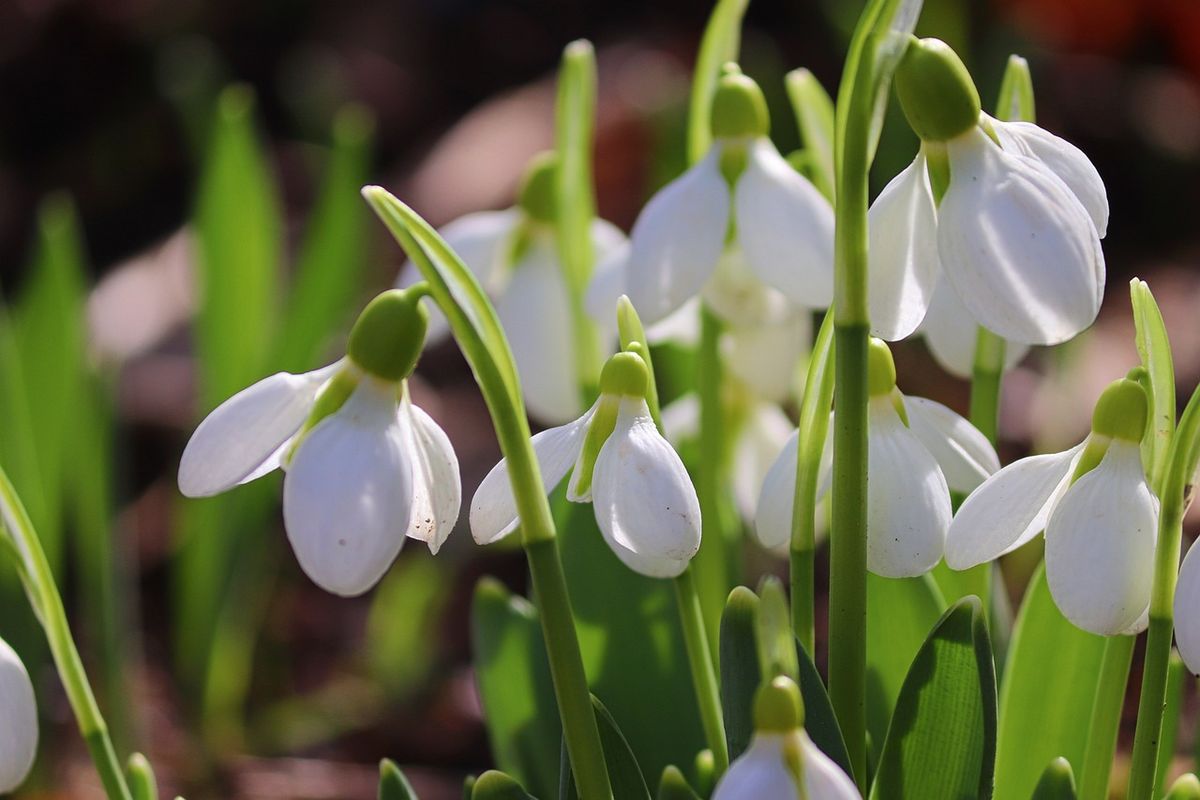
735, 138, 835, 310
283, 379, 411, 597
945, 441, 1085, 569
939, 126, 1104, 345
399, 395, 461, 554
754, 429, 800, 551
469, 404, 595, 545
625, 149, 729, 324
903, 395, 1000, 494
647, 298, 702, 346
178, 361, 341, 497
1174, 540, 1200, 674
920, 277, 1029, 379
701, 247, 794, 329
592, 397, 701, 578
733, 403, 796, 522
866, 398, 951, 577
661, 394, 700, 447
993, 119, 1108, 237
0, 638, 36, 794
396, 209, 519, 342
867, 151, 940, 340
590, 217, 629, 262
1045, 440, 1157, 635
713, 734, 801, 800
723, 308, 811, 403
802, 733, 862, 800
494, 237, 586, 424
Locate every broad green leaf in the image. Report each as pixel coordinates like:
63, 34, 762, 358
865, 572, 946, 758
994, 566, 1106, 800
474, 771, 535, 800
1157, 654, 1187, 795
870, 597, 997, 800
277, 104, 375, 373
127, 753, 158, 800
795, 639, 853, 778
1131, 278, 1175, 493
784, 68, 836, 200
720, 586, 762, 761
1030, 758, 1077, 800
379, 759, 418, 800
687, 0, 750, 164
656, 766, 701, 800
560, 697, 652, 800
471, 578, 561, 799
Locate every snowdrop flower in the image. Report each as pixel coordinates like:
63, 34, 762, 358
609, 65, 833, 327
0, 637, 36, 794
1174, 543, 1200, 674
919, 277, 1029, 379
397, 153, 625, 424
471, 349, 700, 578
756, 339, 999, 576
179, 288, 461, 597
947, 377, 1156, 635
713, 676, 860, 800
869, 37, 1106, 346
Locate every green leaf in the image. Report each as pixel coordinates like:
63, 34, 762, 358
379, 759, 418, 800
720, 586, 762, 761
473, 771, 535, 800
865, 572, 946, 759
559, 696, 652, 800
1157, 653, 1187, 796
1030, 758, 1077, 800
784, 68, 836, 200
995, 54, 1036, 124
127, 753, 158, 800
470, 578, 561, 799
870, 597, 997, 800
366, 558, 450, 697
795, 638, 853, 778
656, 766, 701, 800
687, 0, 750, 164
994, 566, 1106, 800
276, 104, 375, 373
757, 576, 798, 682
1131, 278, 1175, 494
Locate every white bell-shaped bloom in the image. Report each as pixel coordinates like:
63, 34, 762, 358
0, 638, 36, 794
179, 289, 461, 597
470, 352, 701, 578
919, 277, 1029, 379
713, 732, 860, 800
1173, 542, 1200, 674
399, 209, 624, 425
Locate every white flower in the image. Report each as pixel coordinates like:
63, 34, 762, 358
713, 732, 861, 800
399, 209, 625, 425
918, 276, 1030, 379
0, 637, 36, 794
470, 352, 701, 578
1173, 541, 1200, 673
179, 291, 461, 597
946, 379, 1156, 635
755, 391, 997, 576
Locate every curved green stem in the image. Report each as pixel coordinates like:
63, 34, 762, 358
1077, 634, 1134, 799
0, 466, 133, 800
674, 567, 730, 776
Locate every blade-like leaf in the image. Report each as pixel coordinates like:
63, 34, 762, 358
656, 766, 701, 800
471, 578, 561, 799
784, 68, 836, 200
1131, 278, 1175, 494
994, 566, 1106, 800
1031, 758, 1077, 800
1157, 654, 1187, 796
473, 771, 535, 800
720, 586, 762, 761
687, 0, 750, 165
757, 576, 798, 682
870, 597, 997, 800
127, 754, 159, 800
560, 696, 652, 800
795, 638, 853, 778
379, 759, 418, 800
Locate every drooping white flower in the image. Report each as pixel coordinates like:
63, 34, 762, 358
397, 156, 626, 425
713, 676, 860, 800
918, 276, 1030, 379
946, 377, 1156, 635
755, 339, 998, 576
470, 350, 701, 578
601, 67, 832, 327
1173, 542, 1200, 674
179, 289, 461, 597
870, 37, 1106, 347
0, 637, 36, 794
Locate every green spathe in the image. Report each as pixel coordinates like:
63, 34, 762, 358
348, 287, 429, 382
518, 152, 559, 224
1091, 378, 1149, 443
867, 337, 897, 398
753, 676, 805, 733
894, 37, 981, 142
710, 65, 769, 140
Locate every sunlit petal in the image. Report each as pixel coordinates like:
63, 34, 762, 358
903, 395, 1000, 494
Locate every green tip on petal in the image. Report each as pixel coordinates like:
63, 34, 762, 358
348, 287, 429, 382
867, 337, 897, 397
599, 351, 650, 398
711, 68, 770, 139
1091, 378, 1149, 443
1166, 774, 1200, 800
894, 37, 981, 142
753, 675, 805, 733
517, 152, 559, 223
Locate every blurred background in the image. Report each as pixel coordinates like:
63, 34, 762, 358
1, 0, 1199, 797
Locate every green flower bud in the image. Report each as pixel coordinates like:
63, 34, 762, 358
347, 287, 429, 382
753, 675, 805, 733
1165, 774, 1200, 800
894, 37, 981, 142
599, 351, 650, 399
867, 337, 897, 397
1091, 378, 1149, 443
517, 152, 559, 224
711, 64, 770, 140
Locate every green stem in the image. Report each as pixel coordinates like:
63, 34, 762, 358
790, 547, 816, 658
526, 538, 613, 800
969, 327, 1005, 445
1077, 634, 1135, 799
0, 466, 132, 800
694, 305, 730, 651
673, 567, 730, 776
